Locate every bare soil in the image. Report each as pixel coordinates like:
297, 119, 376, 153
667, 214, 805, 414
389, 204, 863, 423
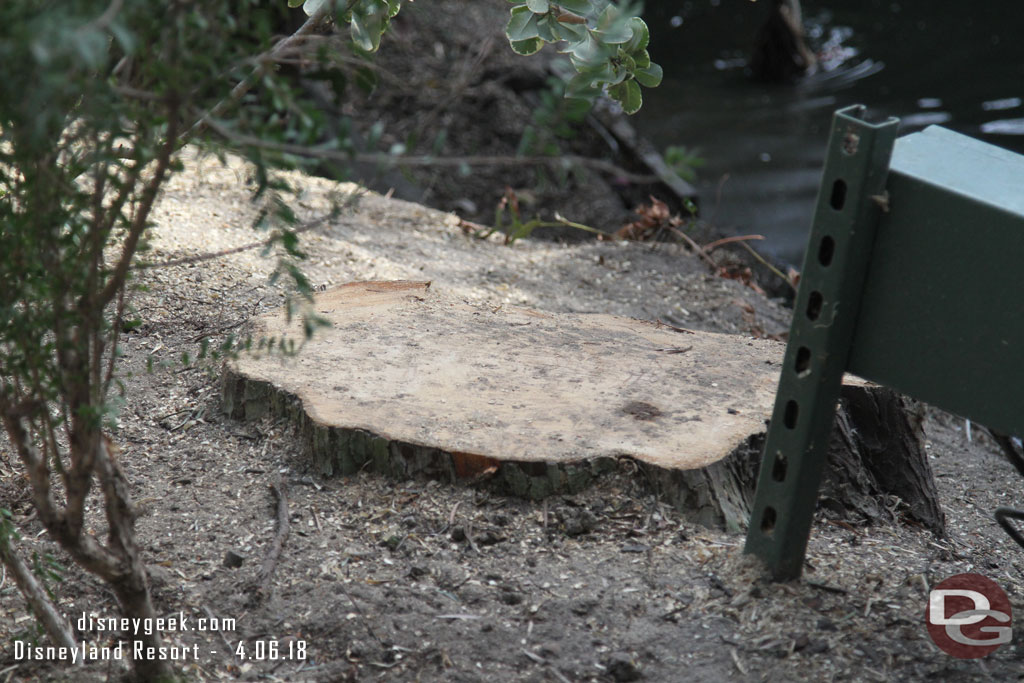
3, 3, 1024, 681
2, 144, 1024, 682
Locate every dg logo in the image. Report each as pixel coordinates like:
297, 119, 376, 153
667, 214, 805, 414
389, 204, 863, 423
926, 573, 1012, 658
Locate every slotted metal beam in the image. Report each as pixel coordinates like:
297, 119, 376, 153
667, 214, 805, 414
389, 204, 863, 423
744, 105, 898, 580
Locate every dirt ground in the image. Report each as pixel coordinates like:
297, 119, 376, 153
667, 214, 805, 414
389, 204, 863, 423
2, 145, 1024, 682
3, 3, 1024, 681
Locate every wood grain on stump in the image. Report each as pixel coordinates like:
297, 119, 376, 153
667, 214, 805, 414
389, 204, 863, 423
223, 281, 942, 534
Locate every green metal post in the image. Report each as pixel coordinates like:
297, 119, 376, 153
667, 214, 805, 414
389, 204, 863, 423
743, 105, 899, 580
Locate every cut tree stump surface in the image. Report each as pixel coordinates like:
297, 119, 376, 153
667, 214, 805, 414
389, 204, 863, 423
227, 280, 794, 471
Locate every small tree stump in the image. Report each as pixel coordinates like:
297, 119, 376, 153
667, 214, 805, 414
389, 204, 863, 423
222, 281, 942, 535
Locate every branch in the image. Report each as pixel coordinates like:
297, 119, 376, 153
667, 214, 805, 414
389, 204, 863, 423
733, 240, 798, 293
251, 475, 290, 605
135, 210, 336, 271
95, 101, 180, 309
203, 118, 660, 184
94, 436, 137, 560
77, 0, 124, 34
1, 404, 59, 536
0, 539, 79, 654
669, 226, 718, 269
701, 234, 765, 252
102, 278, 128, 397
0, 409, 121, 577
185, 4, 332, 144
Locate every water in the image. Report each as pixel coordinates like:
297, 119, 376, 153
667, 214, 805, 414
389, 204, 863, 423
635, 0, 1024, 266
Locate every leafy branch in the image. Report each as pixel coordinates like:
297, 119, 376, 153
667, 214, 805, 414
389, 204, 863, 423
292, 0, 662, 114
505, 1, 662, 113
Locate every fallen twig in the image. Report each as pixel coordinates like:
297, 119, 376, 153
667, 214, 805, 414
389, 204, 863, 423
655, 345, 693, 354
669, 226, 718, 269
654, 319, 695, 335
549, 666, 574, 683
701, 234, 765, 252
137, 210, 337, 270
253, 475, 290, 603
447, 502, 461, 530
730, 648, 748, 676
734, 240, 798, 294
202, 604, 235, 655
204, 117, 661, 185
465, 520, 481, 554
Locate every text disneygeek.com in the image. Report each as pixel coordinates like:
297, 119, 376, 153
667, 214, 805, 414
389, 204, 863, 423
15, 611, 307, 664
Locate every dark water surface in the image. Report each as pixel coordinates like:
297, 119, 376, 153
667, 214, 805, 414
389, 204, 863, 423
635, 0, 1024, 265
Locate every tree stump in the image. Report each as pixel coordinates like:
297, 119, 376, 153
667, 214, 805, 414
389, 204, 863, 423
222, 281, 943, 535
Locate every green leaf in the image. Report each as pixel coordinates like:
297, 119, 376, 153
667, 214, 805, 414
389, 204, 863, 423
593, 4, 632, 44
280, 229, 305, 257
620, 52, 636, 73
565, 72, 603, 100
109, 22, 136, 55
634, 62, 663, 88
609, 79, 642, 114
71, 29, 109, 69
506, 6, 541, 42
664, 145, 706, 182
510, 37, 544, 56
565, 33, 612, 69
552, 20, 586, 42
288, 0, 304, 7
351, 10, 387, 53
624, 17, 649, 53
536, 15, 557, 42
526, 0, 549, 12
355, 65, 377, 93
302, 0, 328, 16
554, 0, 592, 14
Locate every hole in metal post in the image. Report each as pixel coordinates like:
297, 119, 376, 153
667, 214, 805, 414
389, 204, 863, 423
830, 179, 847, 210
771, 452, 787, 481
783, 400, 799, 429
842, 131, 860, 155
795, 347, 811, 375
806, 291, 823, 320
761, 507, 777, 534
818, 235, 835, 266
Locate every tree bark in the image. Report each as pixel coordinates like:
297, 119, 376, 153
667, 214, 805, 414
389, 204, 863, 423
0, 536, 78, 655
2, 416, 173, 681
226, 362, 942, 535
93, 435, 174, 682
819, 386, 944, 533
